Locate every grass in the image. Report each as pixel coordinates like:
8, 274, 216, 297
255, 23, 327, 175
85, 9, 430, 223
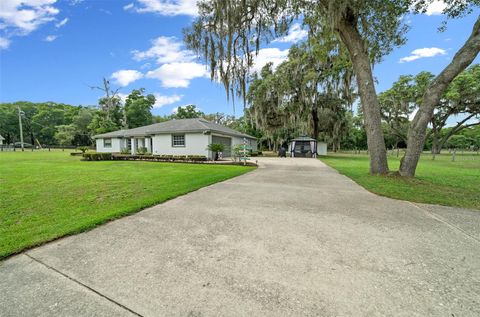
0, 151, 254, 259
320, 152, 480, 210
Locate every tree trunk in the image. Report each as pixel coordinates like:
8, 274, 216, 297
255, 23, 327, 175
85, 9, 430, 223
312, 108, 319, 140
431, 130, 441, 154
400, 16, 480, 177
335, 13, 389, 174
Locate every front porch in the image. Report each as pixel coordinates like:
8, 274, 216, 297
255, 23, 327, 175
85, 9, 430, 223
123, 137, 153, 154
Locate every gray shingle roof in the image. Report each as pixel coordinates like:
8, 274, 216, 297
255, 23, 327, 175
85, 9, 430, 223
93, 118, 256, 140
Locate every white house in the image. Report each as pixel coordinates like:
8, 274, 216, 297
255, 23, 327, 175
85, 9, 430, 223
0, 135, 4, 145
93, 118, 257, 160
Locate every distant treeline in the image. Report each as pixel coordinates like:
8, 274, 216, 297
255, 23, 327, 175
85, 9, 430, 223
0, 98, 258, 147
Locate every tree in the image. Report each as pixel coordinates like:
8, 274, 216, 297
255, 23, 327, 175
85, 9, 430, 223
378, 75, 417, 148
202, 112, 237, 126
54, 125, 76, 147
88, 111, 119, 135
400, 12, 480, 176
245, 41, 354, 151
185, 0, 480, 176
172, 105, 204, 119
207, 143, 225, 161
98, 96, 123, 128
380, 66, 480, 155
430, 64, 480, 154
125, 89, 155, 128
71, 107, 95, 146
89, 78, 125, 127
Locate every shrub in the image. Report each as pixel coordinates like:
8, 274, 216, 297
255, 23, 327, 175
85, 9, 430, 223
83, 152, 112, 161
207, 143, 226, 160
120, 148, 130, 154
137, 147, 148, 155
76, 146, 90, 153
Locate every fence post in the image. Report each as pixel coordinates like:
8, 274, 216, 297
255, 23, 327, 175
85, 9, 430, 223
452, 149, 456, 162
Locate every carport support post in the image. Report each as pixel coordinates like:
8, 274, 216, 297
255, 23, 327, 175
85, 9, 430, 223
131, 138, 136, 155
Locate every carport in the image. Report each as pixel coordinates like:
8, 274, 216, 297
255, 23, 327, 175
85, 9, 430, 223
288, 136, 329, 158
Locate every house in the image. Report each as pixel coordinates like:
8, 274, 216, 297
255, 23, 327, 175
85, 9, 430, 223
288, 136, 327, 157
0, 135, 4, 145
93, 118, 257, 160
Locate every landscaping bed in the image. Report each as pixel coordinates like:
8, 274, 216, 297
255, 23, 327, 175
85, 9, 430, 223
111, 154, 207, 162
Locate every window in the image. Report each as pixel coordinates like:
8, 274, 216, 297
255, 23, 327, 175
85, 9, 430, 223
104, 138, 112, 148
172, 134, 185, 147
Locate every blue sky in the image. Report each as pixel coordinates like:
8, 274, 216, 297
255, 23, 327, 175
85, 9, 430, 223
0, 0, 478, 117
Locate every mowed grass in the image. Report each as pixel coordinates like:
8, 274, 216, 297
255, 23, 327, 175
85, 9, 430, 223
0, 151, 254, 259
320, 152, 480, 210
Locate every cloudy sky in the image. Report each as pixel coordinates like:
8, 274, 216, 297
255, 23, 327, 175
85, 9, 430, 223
0, 0, 479, 116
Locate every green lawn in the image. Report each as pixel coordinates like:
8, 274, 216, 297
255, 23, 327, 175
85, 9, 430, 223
320, 152, 480, 210
0, 151, 254, 259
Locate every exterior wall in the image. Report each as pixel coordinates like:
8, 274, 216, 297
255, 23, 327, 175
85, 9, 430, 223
231, 136, 257, 152
95, 133, 257, 159
95, 138, 123, 153
152, 133, 211, 159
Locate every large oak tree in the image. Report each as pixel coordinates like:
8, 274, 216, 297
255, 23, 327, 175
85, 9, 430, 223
184, 0, 480, 176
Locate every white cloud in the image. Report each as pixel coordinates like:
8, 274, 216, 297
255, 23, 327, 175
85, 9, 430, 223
0, 37, 11, 49
0, 0, 61, 48
153, 93, 183, 108
146, 62, 208, 88
424, 0, 447, 15
124, 3, 134, 10
111, 69, 144, 87
55, 17, 68, 28
124, 0, 199, 16
132, 36, 195, 64
0, 0, 60, 35
44, 35, 57, 42
399, 47, 447, 63
133, 36, 208, 88
274, 23, 308, 43
251, 48, 289, 74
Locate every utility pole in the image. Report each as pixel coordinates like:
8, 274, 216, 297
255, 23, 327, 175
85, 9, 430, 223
17, 105, 24, 151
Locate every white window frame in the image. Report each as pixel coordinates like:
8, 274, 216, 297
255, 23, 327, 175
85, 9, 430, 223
172, 134, 185, 147
104, 138, 112, 148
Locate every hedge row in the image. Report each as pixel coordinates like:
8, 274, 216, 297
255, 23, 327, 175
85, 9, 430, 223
112, 154, 208, 162
82, 153, 113, 161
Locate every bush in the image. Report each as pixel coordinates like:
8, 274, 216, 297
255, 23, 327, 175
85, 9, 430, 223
111, 154, 207, 162
83, 152, 112, 161
120, 148, 130, 154
137, 147, 148, 155
76, 146, 90, 153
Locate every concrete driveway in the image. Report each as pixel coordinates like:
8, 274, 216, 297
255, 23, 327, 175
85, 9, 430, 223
1, 158, 479, 316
